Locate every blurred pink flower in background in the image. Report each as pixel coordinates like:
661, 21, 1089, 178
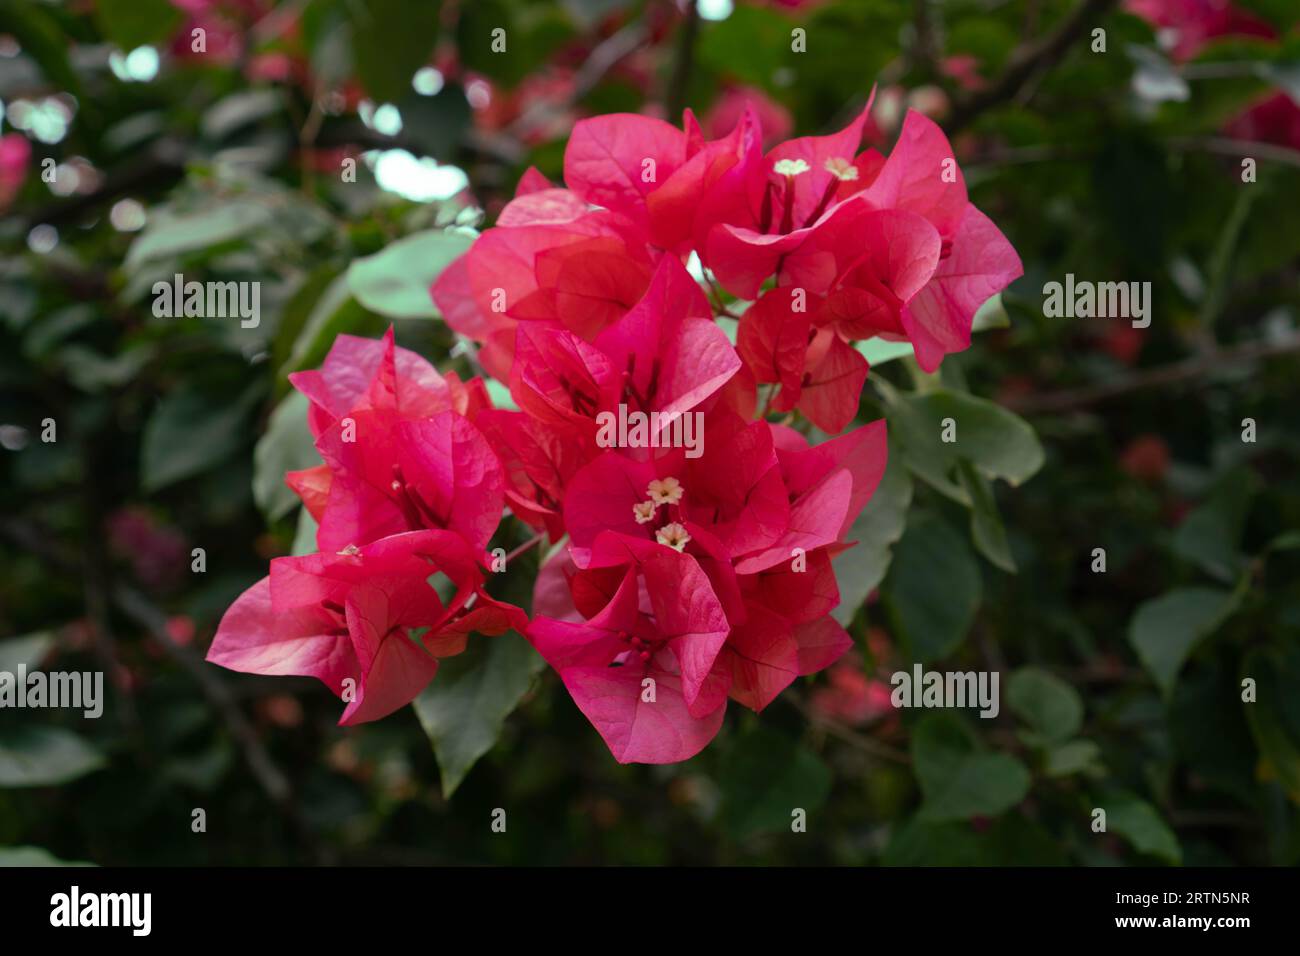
1223, 91, 1300, 150
107, 506, 189, 592
0, 133, 30, 212
1120, 434, 1171, 484
1124, 0, 1276, 62
704, 86, 793, 147
811, 653, 895, 727
942, 55, 986, 92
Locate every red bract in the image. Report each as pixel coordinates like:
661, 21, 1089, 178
314, 408, 505, 554
564, 114, 692, 234
850, 112, 1021, 371
430, 170, 655, 378
1124, 0, 1276, 62
290, 328, 486, 438
527, 416, 886, 757
284, 329, 503, 554
528, 532, 731, 763
208, 531, 526, 725
508, 256, 740, 449
218, 95, 1022, 766
703, 103, 884, 299
210, 328, 529, 725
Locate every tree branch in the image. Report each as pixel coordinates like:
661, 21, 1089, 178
0, 516, 327, 861
1006, 332, 1300, 415
944, 0, 1118, 135
665, 0, 701, 120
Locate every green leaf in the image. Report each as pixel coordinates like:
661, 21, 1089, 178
59, 344, 156, 394
95, 0, 181, 49
912, 713, 1031, 822
396, 87, 473, 161
348, 0, 442, 102
885, 814, 1066, 866
1129, 586, 1242, 696
455, 0, 521, 81
0, 845, 94, 866
253, 391, 320, 523
291, 507, 318, 557
278, 272, 382, 379
202, 89, 285, 141
855, 337, 915, 367
957, 459, 1015, 572
718, 725, 832, 839
831, 446, 913, 625
906, 390, 1045, 488
483, 377, 517, 411
0, 632, 54, 673
1101, 791, 1182, 864
698, 4, 792, 89
140, 384, 262, 493
1007, 667, 1084, 744
1170, 466, 1255, 582
0, 1, 83, 97
347, 229, 474, 320
412, 633, 543, 798
883, 512, 982, 663
1242, 648, 1300, 798
271, 267, 344, 387
1044, 740, 1101, 778
971, 292, 1011, 330
1170, 662, 1255, 800
1266, 529, 1300, 553
125, 201, 273, 271
0, 726, 106, 788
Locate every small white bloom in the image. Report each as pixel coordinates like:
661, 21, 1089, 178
824, 156, 859, 181
773, 158, 811, 177
656, 522, 691, 551
647, 476, 684, 506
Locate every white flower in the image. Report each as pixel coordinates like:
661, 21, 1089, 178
647, 476, 684, 506
773, 158, 811, 177
655, 522, 691, 551
824, 156, 859, 181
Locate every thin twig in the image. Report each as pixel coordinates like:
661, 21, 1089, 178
703, 271, 741, 319
0, 516, 327, 860
944, 0, 1118, 135
1006, 332, 1300, 415
1168, 136, 1300, 170
507, 19, 650, 141
910, 0, 940, 79
665, 0, 701, 119
786, 693, 911, 764
112, 587, 290, 802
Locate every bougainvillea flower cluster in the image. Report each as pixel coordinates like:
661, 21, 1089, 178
211, 102, 1021, 763
208, 331, 526, 725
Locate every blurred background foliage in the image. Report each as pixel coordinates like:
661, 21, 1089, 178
1, 0, 1298, 866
